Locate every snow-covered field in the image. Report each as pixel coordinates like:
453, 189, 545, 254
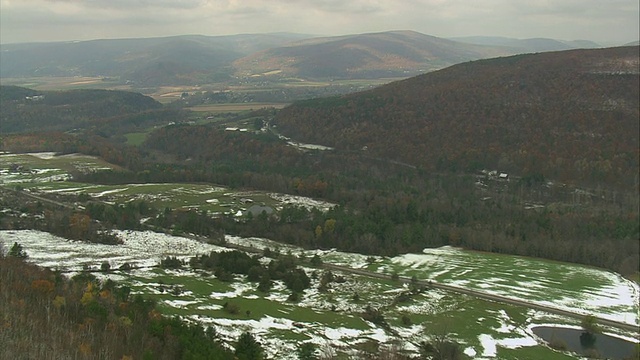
385, 246, 639, 326
0, 230, 405, 358
1, 152, 638, 358
269, 193, 335, 212
2, 230, 637, 359
0, 152, 114, 184
0, 229, 226, 272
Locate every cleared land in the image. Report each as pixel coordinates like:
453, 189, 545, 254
1, 152, 638, 359
2, 229, 637, 359
188, 103, 288, 112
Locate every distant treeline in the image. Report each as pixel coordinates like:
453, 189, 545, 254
37, 123, 635, 276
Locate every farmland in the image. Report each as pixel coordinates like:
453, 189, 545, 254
0, 151, 638, 359
0, 75, 392, 105
188, 103, 288, 112
2, 228, 638, 359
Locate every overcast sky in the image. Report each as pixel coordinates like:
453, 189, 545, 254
1, 0, 638, 45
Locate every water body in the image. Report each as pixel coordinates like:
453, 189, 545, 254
532, 326, 637, 359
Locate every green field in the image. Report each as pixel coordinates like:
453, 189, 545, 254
124, 132, 149, 146
188, 103, 288, 112
100, 257, 591, 359
1, 151, 638, 359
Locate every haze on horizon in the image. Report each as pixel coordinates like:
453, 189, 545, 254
1, 0, 639, 45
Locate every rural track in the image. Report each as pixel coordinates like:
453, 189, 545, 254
4, 187, 75, 209
204, 237, 640, 336
7, 187, 638, 336
321, 264, 640, 336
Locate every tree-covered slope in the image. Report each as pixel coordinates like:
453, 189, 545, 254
0, 255, 235, 360
275, 46, 640, 188
0, 86, 165, 133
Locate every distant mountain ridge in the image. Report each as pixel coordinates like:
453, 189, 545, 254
233, 30, 516, 79
275, 46, 639, 189
0, 31, 611, 85
0, 33, 311, 85
449, 36, 601, 52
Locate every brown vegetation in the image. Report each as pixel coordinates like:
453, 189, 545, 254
275, 46, 640, 190
0, 254, 234, 359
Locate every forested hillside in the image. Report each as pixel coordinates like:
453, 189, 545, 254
60, 122, 635, 276
275, 46, 640, 189
0, 254, 236, 359
2, 31, 592, 86
0, 86, 171, 134
1, 47, 638, 280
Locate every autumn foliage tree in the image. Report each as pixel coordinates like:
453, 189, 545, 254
0, 254, 235, 359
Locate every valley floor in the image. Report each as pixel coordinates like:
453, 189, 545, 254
1, 229, 637, 359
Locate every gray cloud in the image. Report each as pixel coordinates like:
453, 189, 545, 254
1, 0, 638, 44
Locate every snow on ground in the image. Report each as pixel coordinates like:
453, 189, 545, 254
286, 141, 334, 151
209, 282, 255, 300
165, 299, 199, 308
191, 314, 333, 360
0, 167, 71, 184
479, 334, 497, 357
0, 230, 392, 358
0, 229, 226, 271
388, 246, 639, 326
269, 193, 336, 211
0, 153, 114, 176
476, 332, 538, 359
225, 235, 301, 253
2, 229, 636, 358
192, 311, 378, 359
464, 347, 477, 357
92, 188, 129, 197
26, 152, 58, 160
45, 186, 96, 193
314, 248, 370, 269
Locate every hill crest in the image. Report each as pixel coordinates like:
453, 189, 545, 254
232, 31, 513, 79
274, 46, 640, 189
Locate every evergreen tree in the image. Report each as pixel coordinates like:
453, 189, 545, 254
297, 342, 319, 360
235, 332, 263, 360
8, 242, 27, 259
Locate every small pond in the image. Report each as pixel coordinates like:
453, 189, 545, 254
532, 326, 637, 359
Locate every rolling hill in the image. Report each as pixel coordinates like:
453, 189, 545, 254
274, 46, 640, 189
0, 86, 166, 133
449, 36, 601, 53
232, 30, 518, 79
0, 33, 311, 85
2, 31, 606, 86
